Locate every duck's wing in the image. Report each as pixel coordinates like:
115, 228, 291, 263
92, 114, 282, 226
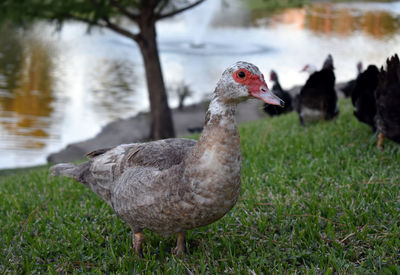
88, 138, 197, 173
351, 65, 379, 130
301, 69, 336, 110
53, 138, 197, 205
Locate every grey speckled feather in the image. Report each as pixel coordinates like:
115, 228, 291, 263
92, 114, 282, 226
50, 61, 283, 250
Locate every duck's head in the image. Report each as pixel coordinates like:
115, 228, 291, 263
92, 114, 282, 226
322, 54, 334, 70
216, 61, 284, 107
357, 61, 363, 74
270, 70, 279, 82
300, 64, 317, 74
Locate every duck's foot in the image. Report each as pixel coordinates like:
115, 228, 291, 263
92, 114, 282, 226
378, 132, 384, 149
173, 232, 186, 256
133, 232, 145, 256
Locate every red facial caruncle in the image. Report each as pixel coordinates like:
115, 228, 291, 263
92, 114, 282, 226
232, 68, 284, 107
232, 68, 266, 93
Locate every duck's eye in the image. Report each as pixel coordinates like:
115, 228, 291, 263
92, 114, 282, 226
238, 71, 246, 78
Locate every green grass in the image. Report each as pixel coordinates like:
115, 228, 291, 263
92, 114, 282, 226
1, 99, 400, 273
246, 0, 309, 12
245, 0, 393, 12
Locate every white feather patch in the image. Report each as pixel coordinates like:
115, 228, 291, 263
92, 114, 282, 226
300, 107, 324, 122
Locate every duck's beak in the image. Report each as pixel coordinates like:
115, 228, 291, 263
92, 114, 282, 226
251, 85, 285, 107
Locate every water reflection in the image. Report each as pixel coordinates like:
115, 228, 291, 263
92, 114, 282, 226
256, 2, 400, 38
89, 59, 139, 120
0, 26, 56, 150
306, 4, 400, 38
0, 25, 23, 96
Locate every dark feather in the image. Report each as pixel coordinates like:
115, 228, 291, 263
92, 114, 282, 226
351, 65, 379, 131
341, 61, 363, 97
297, 54, 338, 124
375, 54, 400, 143
341, 79, 356, 98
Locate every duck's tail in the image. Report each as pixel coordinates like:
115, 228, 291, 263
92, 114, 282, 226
50, 161, 112, 205
50, 161, 92, 185
51, 161, 93, 183
50, 163, 80, 180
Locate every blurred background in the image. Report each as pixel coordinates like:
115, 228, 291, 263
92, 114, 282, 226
1, 0, 400, 169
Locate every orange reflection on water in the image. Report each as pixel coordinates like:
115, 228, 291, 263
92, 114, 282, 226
262, 3, 400, 38
268, 8, 306, 29
362, 11, 399, 38
306, 4, 399, 38
0, 31, 56, 149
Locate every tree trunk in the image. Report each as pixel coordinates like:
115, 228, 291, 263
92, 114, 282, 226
136, 17, 175, 140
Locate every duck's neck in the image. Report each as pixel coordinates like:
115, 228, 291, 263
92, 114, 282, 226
185, 94, 242, 192
199, 95, 239, 149
179, 94, 243, 222
273, 79, 282, 92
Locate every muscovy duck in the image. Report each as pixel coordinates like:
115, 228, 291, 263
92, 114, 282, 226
297, 54, 339, 125
50, 61, 284, 255
351, 64, 379, 131
263, 70, 293, 116
341, 61, 363, 97
375, 54, 400, 148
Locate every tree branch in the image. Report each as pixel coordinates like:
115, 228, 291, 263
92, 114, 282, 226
155, 0, 170, 15
65, 12, 107, 28
86, 0, 140, 41
108, 0, 140, 22
103, 17, 140, 42
65, 11, 139, 42
156, 0, 206, 20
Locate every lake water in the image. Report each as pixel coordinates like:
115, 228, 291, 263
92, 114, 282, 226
1, 0, 400, 169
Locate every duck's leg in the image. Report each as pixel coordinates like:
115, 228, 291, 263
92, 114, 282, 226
378, 132, 384, 149
132, 232, 145, 255
173, 231, 186, 255
299, 115, 304, 126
